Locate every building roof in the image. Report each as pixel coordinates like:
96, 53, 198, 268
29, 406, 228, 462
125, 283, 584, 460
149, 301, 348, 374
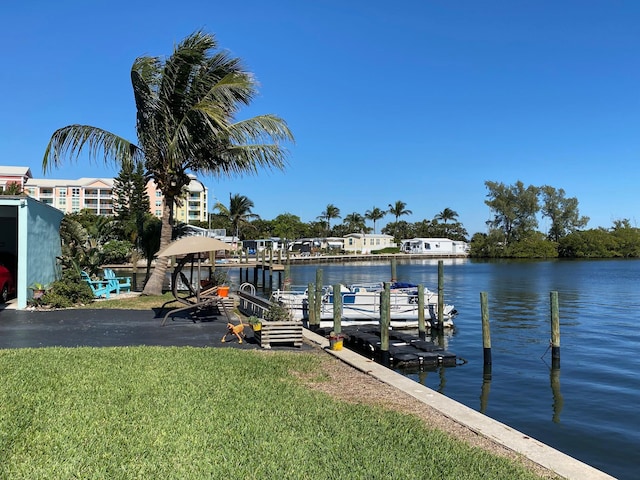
25, 178, 114, 188
0, 166, 32, 178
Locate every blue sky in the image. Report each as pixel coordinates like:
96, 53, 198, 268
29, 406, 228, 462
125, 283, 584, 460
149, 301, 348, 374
1, 1, 638, 236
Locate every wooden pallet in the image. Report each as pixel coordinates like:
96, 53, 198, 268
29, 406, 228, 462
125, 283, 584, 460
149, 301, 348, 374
255, 320, 303, 349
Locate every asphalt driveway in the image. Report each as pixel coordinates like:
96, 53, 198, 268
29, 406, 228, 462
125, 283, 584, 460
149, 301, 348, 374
0, 306, 308, 351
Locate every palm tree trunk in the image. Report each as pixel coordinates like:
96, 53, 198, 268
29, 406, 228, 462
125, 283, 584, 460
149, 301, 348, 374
142, 201, 173, 295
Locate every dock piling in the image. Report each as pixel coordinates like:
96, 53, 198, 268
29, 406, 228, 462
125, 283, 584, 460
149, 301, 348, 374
380, 282, 391, 366
417, 284, 426, 339
332, 283, 342, 335
480, 291, 492, 365
550, 291, 560, 368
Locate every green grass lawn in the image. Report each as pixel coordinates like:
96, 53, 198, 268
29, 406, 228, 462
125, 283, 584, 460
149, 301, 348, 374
0, 347, 547, 479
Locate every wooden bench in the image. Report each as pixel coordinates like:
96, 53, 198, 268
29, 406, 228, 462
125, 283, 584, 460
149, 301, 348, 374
254, 320, 303, 349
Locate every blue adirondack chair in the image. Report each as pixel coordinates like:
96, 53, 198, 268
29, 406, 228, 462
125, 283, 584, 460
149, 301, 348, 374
103, 268, 132, 294
81, 271, 114, 299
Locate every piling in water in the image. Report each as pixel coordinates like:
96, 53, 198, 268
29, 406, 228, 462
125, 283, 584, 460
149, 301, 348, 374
480, 291, 492, 365
418, 284, 426, 337
332, 283, 342, 335
379, 283, 390, 366
550, 291, 560, 368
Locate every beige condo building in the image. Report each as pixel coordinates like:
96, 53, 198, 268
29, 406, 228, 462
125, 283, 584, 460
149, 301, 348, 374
0, 166, 209, 223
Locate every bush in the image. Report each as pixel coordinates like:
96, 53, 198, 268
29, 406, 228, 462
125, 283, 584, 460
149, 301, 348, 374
102, 240, 134, 264
40, 277, 95, 308
264, 303, 291, 321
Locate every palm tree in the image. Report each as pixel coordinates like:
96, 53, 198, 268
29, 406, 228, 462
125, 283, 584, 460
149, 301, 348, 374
388, 200, 412, 224
364, 206, 387, 234
343, 212, 366, 233
42, 30, 293, 295
318, 204, 341, 235
214, 193, 259, 240
435, 207, 459, 224
388, 200, 412, 241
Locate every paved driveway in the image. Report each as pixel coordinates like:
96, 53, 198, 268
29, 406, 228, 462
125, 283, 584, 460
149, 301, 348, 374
0, 307, 307, 350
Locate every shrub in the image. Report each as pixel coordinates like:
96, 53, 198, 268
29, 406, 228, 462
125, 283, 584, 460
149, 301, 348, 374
40, 276, 95, 308
102, 240, 134, 264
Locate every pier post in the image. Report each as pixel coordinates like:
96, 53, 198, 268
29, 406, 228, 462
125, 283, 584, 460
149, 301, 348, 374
417, 284, 426, 339
380, 282, 391, 366
261, 250, 266, 287
268, 249, 273, 291
332, 284, 342, 335
480, 292, 492, 365
390, 257, 397, 282
314, 269, 323, 328
550, 291, 560, 368
283, 262, 291, 291
437, 260, 444, 329
307, 282, 317, 328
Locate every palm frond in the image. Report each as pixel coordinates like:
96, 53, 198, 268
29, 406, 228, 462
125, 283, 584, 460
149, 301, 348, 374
43, 125, 141, 172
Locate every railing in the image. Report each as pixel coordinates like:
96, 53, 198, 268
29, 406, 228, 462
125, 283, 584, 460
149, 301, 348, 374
237, 283, 273, 318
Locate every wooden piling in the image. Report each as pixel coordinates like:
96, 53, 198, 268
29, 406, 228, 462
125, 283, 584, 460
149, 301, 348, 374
283, 262, 291, 291
550, 291, 560, 367
380, 282, 391, 366
437, 260, 444, 328
332, 283, 342, 335
417, 284, 426, 338
314, 269, 323, 326
268, 249, 274, 291
307, 282, 316, 327
480, 291, 492, 365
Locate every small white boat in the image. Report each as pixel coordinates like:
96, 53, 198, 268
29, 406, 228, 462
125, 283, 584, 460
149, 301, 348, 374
270, 282, 456, 329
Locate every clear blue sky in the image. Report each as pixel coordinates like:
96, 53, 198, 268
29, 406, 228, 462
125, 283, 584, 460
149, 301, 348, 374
1, 0, 638, 236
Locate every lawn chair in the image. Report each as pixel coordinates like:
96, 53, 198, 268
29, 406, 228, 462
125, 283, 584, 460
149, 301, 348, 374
103, 268, 132, 294
81, 271, 114, 299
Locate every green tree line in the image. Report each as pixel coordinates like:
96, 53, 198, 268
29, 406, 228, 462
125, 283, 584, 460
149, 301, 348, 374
470, 180, 640, 258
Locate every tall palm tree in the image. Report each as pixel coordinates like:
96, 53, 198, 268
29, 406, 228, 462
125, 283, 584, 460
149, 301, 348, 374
435, 207, 459, 224
343, 212, 366, 233
42, 30, 293, 295
214, 193, 259, 240
318, 204, 341, 235
388, 200, 412, 241
364, 206, 387, 234
388, 200, 412, 224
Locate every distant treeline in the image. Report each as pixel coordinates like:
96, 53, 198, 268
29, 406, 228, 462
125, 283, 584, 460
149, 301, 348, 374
469, 180, 640, 258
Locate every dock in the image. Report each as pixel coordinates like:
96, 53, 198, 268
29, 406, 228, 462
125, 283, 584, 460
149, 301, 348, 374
315, 326, 458, 369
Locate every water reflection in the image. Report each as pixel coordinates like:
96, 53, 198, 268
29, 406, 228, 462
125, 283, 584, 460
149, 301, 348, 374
550, 366, 563, 423
480, 365, 492, 414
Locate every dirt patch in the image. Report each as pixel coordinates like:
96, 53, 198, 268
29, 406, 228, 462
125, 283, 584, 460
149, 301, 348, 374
296, 346, 560, 479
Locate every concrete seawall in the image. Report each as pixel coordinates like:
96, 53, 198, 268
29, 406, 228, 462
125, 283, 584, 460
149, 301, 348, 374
303, 329, 616, 480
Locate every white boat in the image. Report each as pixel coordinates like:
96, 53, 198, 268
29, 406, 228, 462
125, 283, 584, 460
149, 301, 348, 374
270, 282, 456, 329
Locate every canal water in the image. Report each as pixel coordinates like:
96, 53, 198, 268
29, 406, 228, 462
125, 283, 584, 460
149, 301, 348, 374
271, 258, 639, 480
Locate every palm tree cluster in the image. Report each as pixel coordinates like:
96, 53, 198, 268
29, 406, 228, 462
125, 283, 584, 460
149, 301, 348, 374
43, 30, 294, 294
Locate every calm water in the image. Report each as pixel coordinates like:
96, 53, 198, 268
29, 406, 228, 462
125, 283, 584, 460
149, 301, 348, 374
272, 258, 639, 480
